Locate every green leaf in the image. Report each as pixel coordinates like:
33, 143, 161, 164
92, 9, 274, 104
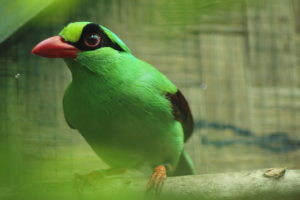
0, 0, 54, 44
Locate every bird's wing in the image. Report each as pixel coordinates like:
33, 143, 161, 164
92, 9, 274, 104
166, 90, 194, 142
137, 61, 194, 142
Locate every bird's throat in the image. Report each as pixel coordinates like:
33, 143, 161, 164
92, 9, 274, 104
64, 58, 98, 82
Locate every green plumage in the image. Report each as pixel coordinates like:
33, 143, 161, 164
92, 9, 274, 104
60, 22, 195, 174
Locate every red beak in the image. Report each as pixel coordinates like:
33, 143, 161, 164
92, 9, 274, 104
31, 36, 79, 58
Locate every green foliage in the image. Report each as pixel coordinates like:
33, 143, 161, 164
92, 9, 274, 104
0, 0, 250, 44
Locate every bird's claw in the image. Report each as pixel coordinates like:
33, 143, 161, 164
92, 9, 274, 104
146, 165, 167, 196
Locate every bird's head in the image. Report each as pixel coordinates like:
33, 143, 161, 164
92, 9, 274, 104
31, 22, 130, 59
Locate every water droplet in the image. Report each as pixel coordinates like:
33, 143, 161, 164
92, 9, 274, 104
200, 83, 207, 90
14, 73, 21, 79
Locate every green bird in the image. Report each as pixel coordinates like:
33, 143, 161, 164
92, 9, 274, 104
32, 22, 195, 192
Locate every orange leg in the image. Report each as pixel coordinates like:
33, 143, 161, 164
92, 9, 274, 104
75, 168, 127, 192
146, 165, 167, 195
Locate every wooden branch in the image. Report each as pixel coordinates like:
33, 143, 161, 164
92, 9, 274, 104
12, 168, 300, 200
161, 168, 300, 200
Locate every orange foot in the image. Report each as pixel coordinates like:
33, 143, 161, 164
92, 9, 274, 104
75, 168, 127, 192
75, 170, 103, 192
146, 165, 167, 195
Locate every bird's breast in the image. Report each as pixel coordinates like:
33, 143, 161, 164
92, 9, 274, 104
63, 79, 183, 168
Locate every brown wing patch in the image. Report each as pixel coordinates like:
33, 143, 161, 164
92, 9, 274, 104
166, 90, 194, 142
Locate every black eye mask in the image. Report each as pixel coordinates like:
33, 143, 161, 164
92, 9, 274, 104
69, 23, 124, 52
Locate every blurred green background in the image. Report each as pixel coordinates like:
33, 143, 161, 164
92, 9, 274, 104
0, 0, 300, 198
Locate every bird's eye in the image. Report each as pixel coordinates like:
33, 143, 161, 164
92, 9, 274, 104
84, 33, 101, 47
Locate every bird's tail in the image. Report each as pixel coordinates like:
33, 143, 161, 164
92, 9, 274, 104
173, 150, 196, 176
